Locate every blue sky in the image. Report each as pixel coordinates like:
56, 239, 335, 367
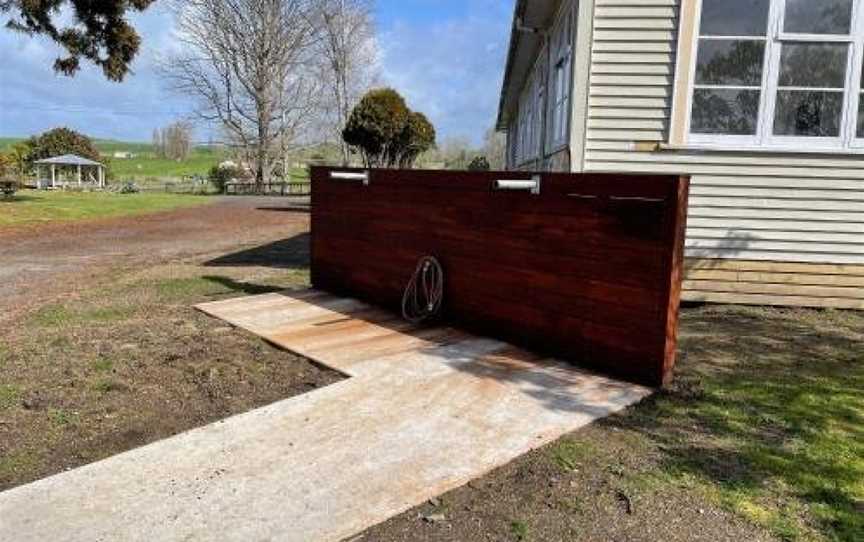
0, 0, 514, 145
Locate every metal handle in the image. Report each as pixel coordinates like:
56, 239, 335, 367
330, 171, 369, 185
494, 175, 541, 195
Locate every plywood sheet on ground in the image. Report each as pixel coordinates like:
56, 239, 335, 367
0, 290, 651, 542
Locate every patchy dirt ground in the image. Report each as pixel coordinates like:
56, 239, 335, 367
0, 198, 343, 491
0, 196, 310, 322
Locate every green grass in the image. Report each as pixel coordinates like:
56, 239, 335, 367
109, 151, 222, 180
152, 277, 235, 299
549, 439, 597, 471
0, 384, 21, 410
48, 409, 79, 427
91, 357, 114, 373
0, 190, 212, 228
609, 306, 864, 541
510, 520, 529, 540
29, 302, 140, 329
151, 276, 287, 301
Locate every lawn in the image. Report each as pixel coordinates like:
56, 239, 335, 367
0, 190, 213, 229
109, 150, 223, 180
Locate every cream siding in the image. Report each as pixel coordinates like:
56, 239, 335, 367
575, 0, 864, 308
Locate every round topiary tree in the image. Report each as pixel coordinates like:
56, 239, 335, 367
343, 88, 411, 168
393, 112, 437, 169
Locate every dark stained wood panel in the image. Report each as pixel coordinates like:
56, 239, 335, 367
310, 167, 690, 387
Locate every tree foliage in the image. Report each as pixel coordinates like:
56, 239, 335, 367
22, 127, 102, 168
467, 156, 490, 171
0, 0, 156, 81
0, 152, 13, 180
208, 164, 245, 193
392, 112, 436, 169
342, 88, 436, 168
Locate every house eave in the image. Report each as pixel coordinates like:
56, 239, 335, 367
496, 0, 560, 131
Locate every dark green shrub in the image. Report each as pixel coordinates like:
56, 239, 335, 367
468, 156, 491, 171
208, 165, 242, 193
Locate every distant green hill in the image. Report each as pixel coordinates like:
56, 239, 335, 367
92, 139, 156, 154
0, 137, 23, 151
1, 136, 226, 181
0, 136, 155, 154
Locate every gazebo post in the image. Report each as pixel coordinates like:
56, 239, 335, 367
51, 165, 56, 189
77, 165, 82, 187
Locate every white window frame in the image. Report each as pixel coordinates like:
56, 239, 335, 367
533, 47, 548, 159
547, 2, 574, 152
678, 0, 864, 153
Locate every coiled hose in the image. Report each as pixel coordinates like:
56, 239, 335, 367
401, 256, 444, 324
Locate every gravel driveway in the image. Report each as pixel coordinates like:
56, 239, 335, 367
0, 196, 309, 321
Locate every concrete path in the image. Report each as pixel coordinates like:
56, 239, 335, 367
0, 290, 651, 542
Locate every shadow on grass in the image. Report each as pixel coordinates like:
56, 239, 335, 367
255, 204, 310, 214
600, 306, 864, 540
0, 194, 41, 203
201, 276, 287, 296
204, 233, 309, 270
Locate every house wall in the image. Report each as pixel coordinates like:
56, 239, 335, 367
575, 0, 864, 309
505, 0, 575, 172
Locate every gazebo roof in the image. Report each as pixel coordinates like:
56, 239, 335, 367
34, 154, 103, 167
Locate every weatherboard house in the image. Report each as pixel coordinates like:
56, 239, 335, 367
498, 0, 864, 309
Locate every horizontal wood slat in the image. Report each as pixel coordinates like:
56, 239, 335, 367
311, 167, 690, 387
683, 258, 864, 308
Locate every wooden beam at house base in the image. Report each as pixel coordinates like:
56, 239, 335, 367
683, 258, 864, 310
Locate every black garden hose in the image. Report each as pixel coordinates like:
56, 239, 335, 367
401, 256, 444, 324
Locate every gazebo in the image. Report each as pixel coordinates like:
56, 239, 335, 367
34, 154, 106, 189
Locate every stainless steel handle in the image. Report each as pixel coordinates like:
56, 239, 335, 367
494, 175, 541, 195
330, 171, 369, 185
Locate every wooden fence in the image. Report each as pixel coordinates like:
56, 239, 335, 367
310, 167, 690, 387
225, 182, 311, 196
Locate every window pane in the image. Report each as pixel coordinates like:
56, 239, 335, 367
695, 40, 765, 86
700, 0, 770, 36
857, 96, 864, 138
783, 0, 853, 35
691, 88, 760, 135
778, 43, 848, 88
774, 91, 843, 137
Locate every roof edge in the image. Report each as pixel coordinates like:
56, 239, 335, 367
495, 0, 528, 131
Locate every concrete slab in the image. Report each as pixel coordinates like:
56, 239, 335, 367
0, 290, 652, 542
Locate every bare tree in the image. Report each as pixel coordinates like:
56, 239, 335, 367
152, 122, 193, 160
482, 128, 507, 170
162, 0, 319, 188
152, 128, 164, 158
315, 0, 379, 165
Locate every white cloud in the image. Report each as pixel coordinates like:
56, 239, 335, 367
0, 4, 198, 142
0, 1, 514, 145
376, 5, 511, 145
